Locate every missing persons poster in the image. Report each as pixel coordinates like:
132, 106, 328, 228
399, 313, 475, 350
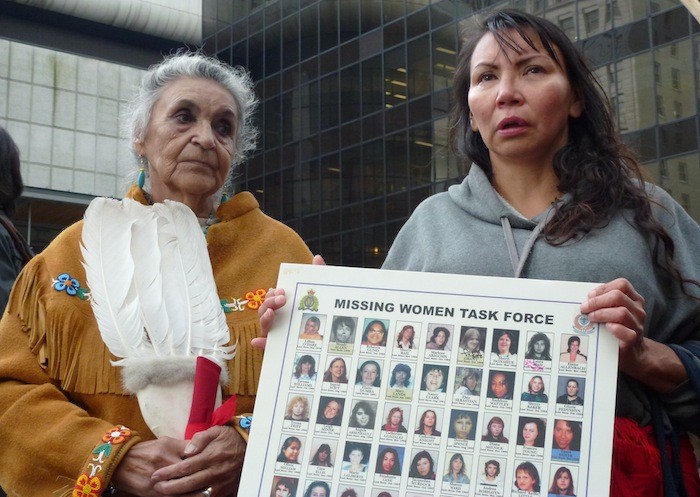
240, 264, 617, 497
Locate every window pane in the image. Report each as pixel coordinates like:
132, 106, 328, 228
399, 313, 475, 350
361, 0, 381, 33
321, 154, 340, 209
363, 139, 385, 198
283, 14, 299, 68
386, 131, 408, 192
407, 36, 431, 99
362, 55, 384, 115
319, 73, 339, 130
409, 124, 432, 186
432, 25, 457, 92
300, 5, 318, 61
615, 53, 655, 131
342, 145, 362, 203
340, 64, 361, 122
654, 40, 694, 123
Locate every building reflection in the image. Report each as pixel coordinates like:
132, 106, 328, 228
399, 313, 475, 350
204, 0, 699, 266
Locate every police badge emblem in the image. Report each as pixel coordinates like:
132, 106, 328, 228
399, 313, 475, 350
572, 313, 596, 335
298, 289, 319, 311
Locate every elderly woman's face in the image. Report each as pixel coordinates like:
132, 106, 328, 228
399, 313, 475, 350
135, 77, 237, 208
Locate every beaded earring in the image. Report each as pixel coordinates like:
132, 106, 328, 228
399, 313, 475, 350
137, 156, 148, 189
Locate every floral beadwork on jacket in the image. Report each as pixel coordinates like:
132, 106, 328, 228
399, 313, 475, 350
52, 273, 90, 300
221, 288, 267, 313
73, 426, 132, 497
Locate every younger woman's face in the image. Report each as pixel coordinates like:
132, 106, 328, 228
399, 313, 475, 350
334, 322, 353, 343
275, 485, 290, 497
361, 363, 379, 386
490, 421, 503, 437
486, 463, 497, 477
309, 486, 328, 497
556, 471, 572, 491
466, 374, 478, 390
416, 457, 431, 476
522, 422, 538, 445
330, 359, 345, 380
349, 449, 363, 464
292, 401, 304, 417
451, 457, 463, 472
423, 411, 436, 427
424, 370, 444, 391
390, 410, 402, 426
317, 449, 328, 462
435, 330, 447, 345
301, 361, 311, 374
530, 377, 544, 393
533, 339, 546, 355
355, 408, 370, 427
516, 469, 536, 491
467, 335, 480, 351
324, 401, 340, 419
365, 322, 385, 345
453, 416, 473, 439
284, 441, 300, 462
381, 452, 396, 472
554, 420, 574, 450
394, 370, 407, 386
490, 373, 509, 398
570, 340, 580, 354
498, 333, 511, 354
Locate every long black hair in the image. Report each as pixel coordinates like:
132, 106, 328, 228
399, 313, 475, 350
0, 126, 23, 217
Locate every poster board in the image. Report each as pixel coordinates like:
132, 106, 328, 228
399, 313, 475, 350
241, 263, 617, 497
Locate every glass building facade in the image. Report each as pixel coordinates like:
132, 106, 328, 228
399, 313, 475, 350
203, 0, 700, 268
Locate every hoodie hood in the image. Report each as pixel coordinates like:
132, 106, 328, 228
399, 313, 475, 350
447, 165, 553, 230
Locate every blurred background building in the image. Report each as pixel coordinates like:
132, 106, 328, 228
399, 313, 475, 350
0, 0, 698, 267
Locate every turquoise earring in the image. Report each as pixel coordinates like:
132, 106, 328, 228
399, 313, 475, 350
137, 156, 147, 189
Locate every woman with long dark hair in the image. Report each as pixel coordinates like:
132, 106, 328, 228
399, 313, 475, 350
259, 9, 700, 496
379, 9, 700, 496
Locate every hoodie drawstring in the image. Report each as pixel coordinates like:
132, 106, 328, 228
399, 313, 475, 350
500, 207, 556, 278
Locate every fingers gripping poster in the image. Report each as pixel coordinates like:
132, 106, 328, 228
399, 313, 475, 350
241, 264, 617, 497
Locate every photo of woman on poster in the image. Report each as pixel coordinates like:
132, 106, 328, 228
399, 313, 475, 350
322, 357, 348, 384
415, 409, 442, 437
448, 410, 476, 440
330, 316, 356, 344
284, 395, 311, 422
454, 368, 481, 397
408, 450, 436, 480
349, 400, 377, 429
443, 453, 470, 484
482, 416, 509, 443
381, 406, 408, 433
459, 326, 486, 362
375, 446, 402, 476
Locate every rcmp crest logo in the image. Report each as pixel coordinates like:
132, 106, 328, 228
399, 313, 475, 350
298, 289, 319, 311
572, 313, 595, 335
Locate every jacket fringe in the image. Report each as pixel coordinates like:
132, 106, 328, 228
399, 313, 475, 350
9, 252, 124, 395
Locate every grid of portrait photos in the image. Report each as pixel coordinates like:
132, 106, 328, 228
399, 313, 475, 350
244, 265, 615, 497
266, 320, 593, 496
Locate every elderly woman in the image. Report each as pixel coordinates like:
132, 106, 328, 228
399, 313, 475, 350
0, 52, 313, 496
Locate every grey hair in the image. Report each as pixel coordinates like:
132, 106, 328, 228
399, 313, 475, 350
122, 50, 258, 192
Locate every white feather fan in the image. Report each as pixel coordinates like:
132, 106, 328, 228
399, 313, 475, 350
80, 197, 235, 438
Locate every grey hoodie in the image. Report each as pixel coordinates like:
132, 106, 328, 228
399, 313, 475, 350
383, 165, 700, 430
